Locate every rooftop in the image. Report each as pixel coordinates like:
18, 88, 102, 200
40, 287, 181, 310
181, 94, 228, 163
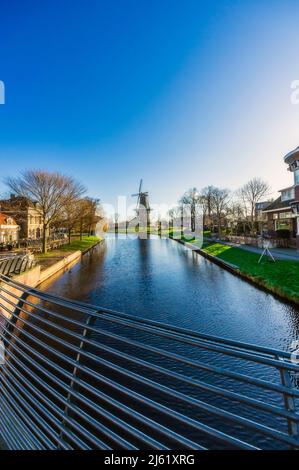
284, 146, 299, 165
262, 196, 294, 212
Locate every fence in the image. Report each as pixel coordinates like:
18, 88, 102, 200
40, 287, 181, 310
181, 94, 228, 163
19, 237, 69, 253
0, 274, 299, 450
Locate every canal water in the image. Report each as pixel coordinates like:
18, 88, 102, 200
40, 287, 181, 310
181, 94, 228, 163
43, 234, 299, 351
37, 234, 299, 449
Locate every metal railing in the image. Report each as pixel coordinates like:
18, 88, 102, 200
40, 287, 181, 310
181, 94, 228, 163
0, 255, 35, 277
19, 237, 69, 253
0, 274, 299, 450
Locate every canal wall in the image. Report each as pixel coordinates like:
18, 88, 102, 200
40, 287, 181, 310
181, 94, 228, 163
0, 240, 103, 320
173, 238, 299, 307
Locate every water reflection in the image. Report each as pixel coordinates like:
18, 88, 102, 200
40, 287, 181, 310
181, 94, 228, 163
42, 234, 299, 352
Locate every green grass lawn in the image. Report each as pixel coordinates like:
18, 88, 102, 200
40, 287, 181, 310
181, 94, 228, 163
59, 235, 100, 252
38, 235, 101, 258
199, 241, 299, 303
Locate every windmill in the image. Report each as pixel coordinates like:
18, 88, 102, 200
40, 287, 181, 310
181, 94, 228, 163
131, 179, 151, 230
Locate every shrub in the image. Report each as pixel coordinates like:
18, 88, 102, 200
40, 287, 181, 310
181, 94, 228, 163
275, 229, 290, 239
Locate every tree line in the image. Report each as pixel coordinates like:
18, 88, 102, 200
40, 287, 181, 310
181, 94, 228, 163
4, 169, 102, 252
170, 177, 271, 235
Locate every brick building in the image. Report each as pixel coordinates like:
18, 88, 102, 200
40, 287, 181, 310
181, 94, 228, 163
263, 146, 299, 247
0, 195, 44, 240
0, 213, 19, 244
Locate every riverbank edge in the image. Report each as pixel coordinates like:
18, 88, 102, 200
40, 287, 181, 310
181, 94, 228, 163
34, 238, 104, 287
0, 239, 103, 321
173, 237, 299, 307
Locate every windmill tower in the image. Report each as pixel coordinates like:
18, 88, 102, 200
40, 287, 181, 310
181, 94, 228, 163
131, 179, 151, 231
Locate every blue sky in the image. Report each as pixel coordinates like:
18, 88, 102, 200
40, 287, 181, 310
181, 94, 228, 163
0, 0, 299, 214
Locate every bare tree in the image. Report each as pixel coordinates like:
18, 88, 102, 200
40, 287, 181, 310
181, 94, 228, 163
238, 178, 271, 234
5, 170, 85, 252
226, 200, 245, 235
200, 186, 215, 231
78, 198, 102, 238
210, 187, 231, 235
179, 187, 200, 232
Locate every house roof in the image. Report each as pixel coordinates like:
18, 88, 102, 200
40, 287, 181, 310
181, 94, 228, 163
279, 185, 294, 193
0, 212, 17, 225
284, 146, 299, 165
262, 196, 294, 212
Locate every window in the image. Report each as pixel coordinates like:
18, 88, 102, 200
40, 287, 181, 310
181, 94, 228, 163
279, 212, 293, 219
281, 188, 295, 201
275, 220, 291, 231
295, 170, 299, 185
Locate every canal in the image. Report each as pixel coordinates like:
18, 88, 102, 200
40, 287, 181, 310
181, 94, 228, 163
35, 233, 299, 449
43, 233, 299, 351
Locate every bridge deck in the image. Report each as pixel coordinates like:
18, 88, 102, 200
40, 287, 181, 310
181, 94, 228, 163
0, 274, 299, 450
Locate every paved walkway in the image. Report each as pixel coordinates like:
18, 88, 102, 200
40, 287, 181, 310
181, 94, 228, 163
213, 239, 299, 262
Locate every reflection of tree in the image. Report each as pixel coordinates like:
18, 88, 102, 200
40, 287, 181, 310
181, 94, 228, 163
44, 241, 108, 302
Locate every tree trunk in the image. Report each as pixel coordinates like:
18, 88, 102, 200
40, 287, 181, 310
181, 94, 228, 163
80, 219, 83, 240
68, 229, 71, 245
42, 224, 47, 253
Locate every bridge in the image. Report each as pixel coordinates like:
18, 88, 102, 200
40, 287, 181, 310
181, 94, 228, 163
0, 274, 299, 450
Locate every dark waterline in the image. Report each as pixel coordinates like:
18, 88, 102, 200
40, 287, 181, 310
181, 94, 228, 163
42, 233, 299, 352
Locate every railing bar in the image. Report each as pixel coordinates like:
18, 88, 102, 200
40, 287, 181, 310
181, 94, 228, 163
62, 322, 299, 410
3, 299, 299, 408
2, 293, 294, 416
1, 325, 200, 450
11, 299, 295, 427
2, 354, 114, 451
99, 311, 299, 372
3, 349, 144, 450
0, 274, 295, 360
72, 332, 299, 421
2, 308, 293, 445
1, 322, 247, 450
0, 394, 43, 450
1, 286, 297, 373
0, 373, 76, 450
0, 416, 29, 450
0, 378, 58, 449
1, 294, 295, 400
2, 295, 299, 400
276, 354, 299, 444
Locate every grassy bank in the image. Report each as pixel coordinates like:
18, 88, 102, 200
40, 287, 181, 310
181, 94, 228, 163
36, 235, 101, 269
186, 238, 299, 304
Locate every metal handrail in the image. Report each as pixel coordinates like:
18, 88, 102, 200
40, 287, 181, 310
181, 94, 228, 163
0, 274, 299, 450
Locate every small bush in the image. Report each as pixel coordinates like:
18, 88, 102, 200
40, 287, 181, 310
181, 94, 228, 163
275, 229, 291, 239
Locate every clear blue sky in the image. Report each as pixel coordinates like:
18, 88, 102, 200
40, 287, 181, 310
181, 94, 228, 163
0, 0, 299, 213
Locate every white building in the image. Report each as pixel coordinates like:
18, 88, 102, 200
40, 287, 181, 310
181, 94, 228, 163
0, 213, 19, 244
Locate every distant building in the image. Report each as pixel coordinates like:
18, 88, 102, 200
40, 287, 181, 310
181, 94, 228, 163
0, 195, 44, 240
263, 146, 299, 247
0, 213, 19, 244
